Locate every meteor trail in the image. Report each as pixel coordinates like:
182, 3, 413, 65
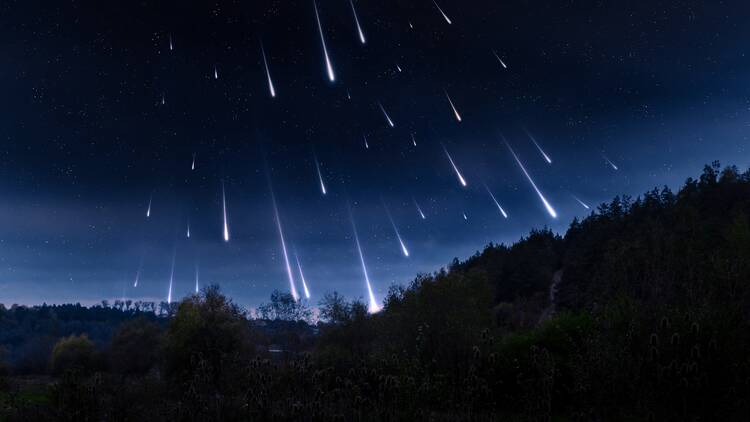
413, 198, 426, 219
572, 195, 590, 210
484, 184, 508, 218
268, 176, 299, 301
214, 65, 218, 80
378, 102, 395, 127
382, 201, 410, 257
260, 44, 277, 98
396, 64, 402, 72
463, 212, 468, 221
505, 141, 558, 218
169, 35, 173, 51
194, 264, 199, 293
443, 145, 467, 187
349, 0, 366, 44
349, 207, 380, 313
524, 129, 552, 164
294, 254, 312, 299
186, 221, 190, 238
313, 0, 335, 82
444, 90, 462, 122
602, 154, 619, 170
363, 134, 369, 149
221, 181, 230, 242
313, 154, 327, 195
146, 194, 152, 218
492, 50, 507, 68
191, 153, 196, 170
411, 133, 417, 147
133, 255, 144, 287
161, 93, 165, 105
432, 0, 452, 24
167, 251, 176, 304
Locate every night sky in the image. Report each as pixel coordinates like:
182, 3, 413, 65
1, 0, 749, 309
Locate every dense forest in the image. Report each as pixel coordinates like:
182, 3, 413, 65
1, 162, 749, 420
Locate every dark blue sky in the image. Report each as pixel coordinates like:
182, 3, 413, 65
0, 0, 749, 308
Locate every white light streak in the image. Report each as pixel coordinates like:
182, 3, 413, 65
383, 201, 410, 257
314, 0, 336, 82
602, 154, 619, 170
378, 102, 395, 127
133, 255, 143, 287
194, 264, 199, 293
525, 129, 552, 164
294, 254, 312, 299
572, 195, 591, 210
167, 251, 176, 304
443, 145, 467, 187
146, 194, 152, 218
411, 133, 417, 146
191, 153, 196, 170
432, 0, 452, 24
186, 221, 190, 238
505, 141, 557, 218
413, 198, 426, 219
314, 153, 327, 195
271, 189, 299, 301
492, 50, 507, 68
222, 181, 230, 242
484, 184, 509, 218
349, 0, 366, 44
261, 44, 277, 98
444, 89, 462, 122
350, 209, 380, 313
169, 35, 173, 51
363, 134, 369, 149
214, 65, 218, 80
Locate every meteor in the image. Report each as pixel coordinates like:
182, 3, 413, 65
221, 181, 230, 242
271, 188, 299, 301
133, 255, 144, 287
349, 207, 380, 313
413, 198, 426, 219
411, 133, 417, 146
492, 50, 507, 69
146, 194, 152, 218
313, 153, 327, 195
602, 154, 619, 170
186, 221, 190, 238
524, 129, 552, 164
505, 141, 558, 218
161, 93, 166, 105
463, 212, 468, 221
294, 254, 312, 299
169, 34, 173, 51
382, 201, 410, 257
214, 65, 218, 80
363, 134, 369, 149
191, 153, 196, 170
260, 44, 277, 98
484, 184, 508, 218
349, 0, 366, 44
313, 0, 335, 82
444, 89, 462, 122
194, 264, 199, 293
346, 90, 352, 100
167, 251, 176, 304
442, 144, 467, 187
396, 64, 402, 72
378, 102, 395, 127
432, 0, 452, 24
572, 195, 590, 210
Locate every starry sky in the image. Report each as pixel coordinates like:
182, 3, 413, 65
1, 0, 749, 308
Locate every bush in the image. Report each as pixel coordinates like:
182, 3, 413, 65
50, 334, 96, 376
108, 317, 162, 375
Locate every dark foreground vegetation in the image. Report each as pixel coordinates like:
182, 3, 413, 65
1, 162, 749, 420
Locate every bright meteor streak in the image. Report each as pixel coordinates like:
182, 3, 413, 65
167, 251, 176, 304
313, 0, 335, 82
191, 153, 196, 170
349, 208, 380, 313
505, 141, 557, 218
411, 133, 417, 147
432, 0, 452, 24
294, 254, 312, 299
313, 153, 327, 195
214, 65, 218, 80
492, 50, 507, 68
444, 90, 462, 122
194, 264, 199, 293
378, 102, 395, 127
443, 145, 467, 187
260, 44, 276, 98
269, 180, 299, 301
572, 195, 591, 210
133, 255, 144, 287
602, 154, 619, 170
525, 129, 552, 164
413, 198, 426, 219
382, 201, 410, 257
169, 35, 173, 51
146, 194, 152, 218
484, 184, 508, 218
222, 181, 230, 242
349, 0, 366, 44
363, 134, 369, 149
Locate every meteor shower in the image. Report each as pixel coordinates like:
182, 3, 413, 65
1, 1, 749, 420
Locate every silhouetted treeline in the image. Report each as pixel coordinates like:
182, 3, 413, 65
1, 162, 749, 420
